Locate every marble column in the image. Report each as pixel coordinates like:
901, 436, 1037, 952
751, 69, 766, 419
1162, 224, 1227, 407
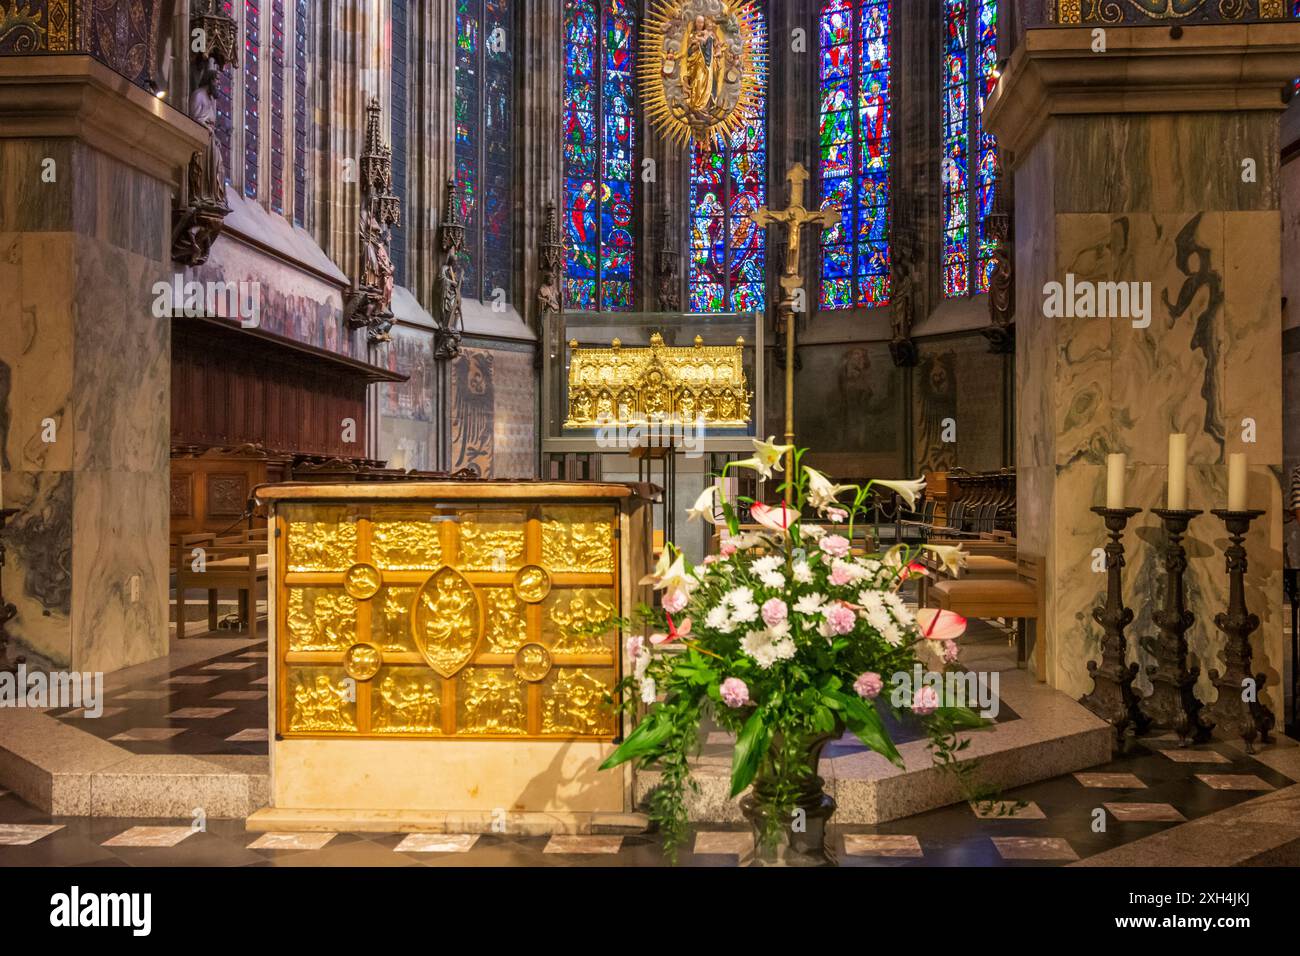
0, 56, 204, 673
986, 25, 1300, 718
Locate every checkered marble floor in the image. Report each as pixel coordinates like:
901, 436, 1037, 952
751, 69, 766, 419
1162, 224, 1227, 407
46, 637, 271, 757
0, 734, 1293, 867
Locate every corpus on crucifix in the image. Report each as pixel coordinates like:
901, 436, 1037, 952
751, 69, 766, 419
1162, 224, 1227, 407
747, 163, 839, 496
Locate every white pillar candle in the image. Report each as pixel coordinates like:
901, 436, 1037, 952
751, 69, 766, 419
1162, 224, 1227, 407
1167, 433, 1188, 510
1106, 453, 1127, 510
1227, 453, 1248, 512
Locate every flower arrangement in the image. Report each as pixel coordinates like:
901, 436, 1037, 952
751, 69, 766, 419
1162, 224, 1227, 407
601, 439, 987, 859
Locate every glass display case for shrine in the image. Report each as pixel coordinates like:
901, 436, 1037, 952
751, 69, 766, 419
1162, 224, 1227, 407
246, 480, 655, 833
541, 311, 766, 455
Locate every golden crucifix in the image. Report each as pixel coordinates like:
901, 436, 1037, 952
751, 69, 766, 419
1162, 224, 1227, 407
748, 163, 838, 498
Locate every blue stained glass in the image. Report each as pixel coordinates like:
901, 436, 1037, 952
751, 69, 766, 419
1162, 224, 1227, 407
688, 8, 767, 313
243, 0, 260, 200
819, 0, 892, 310
943, 0, 996, 297
563, 0, 636, 311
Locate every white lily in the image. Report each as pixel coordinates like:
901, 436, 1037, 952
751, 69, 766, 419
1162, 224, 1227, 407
731, 436, 795, 480
638, 546, 674, 587
922, 543, 968, 577
804, 466, 853, 511
656, 554, 696, 599
871, 477, 926, 510
685, 485, 726, 527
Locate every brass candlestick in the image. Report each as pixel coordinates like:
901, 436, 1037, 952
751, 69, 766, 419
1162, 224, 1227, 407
1081, 507, 1147, 751
0, 508, 19, 675
1140, 508, 1209, 745
1200, 510, 1275, 753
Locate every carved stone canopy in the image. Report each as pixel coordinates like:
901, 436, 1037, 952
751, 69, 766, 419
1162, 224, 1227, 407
191, 0, 240, 70
347, 98, 402, 344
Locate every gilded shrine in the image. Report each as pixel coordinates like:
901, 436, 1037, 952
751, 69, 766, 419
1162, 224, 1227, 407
564, 332, 752, 429
249, 482, 654, 830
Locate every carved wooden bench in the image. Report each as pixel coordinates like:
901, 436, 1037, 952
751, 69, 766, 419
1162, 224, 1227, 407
174, 530, 269, 638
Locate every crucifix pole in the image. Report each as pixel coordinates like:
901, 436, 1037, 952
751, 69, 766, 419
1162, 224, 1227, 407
748, 163, 838, 502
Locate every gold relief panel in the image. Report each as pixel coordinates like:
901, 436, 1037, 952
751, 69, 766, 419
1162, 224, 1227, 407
482, 588, 527, 653
541, 506, 615, 573
286, 589, 358, 651
544, 588, 616, 655
371, 587, 418, 653
284, 505, 358, 571
456, 509, 527, 570
541, 668, 615, 737
371, 517, 444, 569
287, 667, 359, 733
371, 668, 442, 734
412, 567, 482, 677
456, 667, 528, 736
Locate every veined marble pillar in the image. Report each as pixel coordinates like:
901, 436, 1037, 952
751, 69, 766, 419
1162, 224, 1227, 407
0, 56, 204, 672
986, 25, 1300, 717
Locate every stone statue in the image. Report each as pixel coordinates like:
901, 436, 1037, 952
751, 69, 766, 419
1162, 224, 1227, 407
434, 252, 464, 361
889, 232, 919, 368
346, 99, 402, 343
188, 57, 225, 206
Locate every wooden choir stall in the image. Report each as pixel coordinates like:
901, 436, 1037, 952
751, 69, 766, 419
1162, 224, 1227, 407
246, 480, 655, 833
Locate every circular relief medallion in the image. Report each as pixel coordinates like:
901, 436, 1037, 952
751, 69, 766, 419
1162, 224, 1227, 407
343, 562, 383, 600
513, 565, 552, 604
343, 642, 383, 682
513, 643, 553, 683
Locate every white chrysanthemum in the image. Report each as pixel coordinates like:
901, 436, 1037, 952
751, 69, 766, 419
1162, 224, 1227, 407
792, 560, 814, 584
705, 604, 732, 632
741, 629, 779, 669
771, 635, 797, 662
759, 569, 786, 589
858, 590, 887, 615
831, 559, 867, 584
767, 620, 791, 640
880, 621, 904, 647
882, 591, 912, 624
726, 586, 755, 608
640, 677, 658, 703
800, 524, 827, 540
794, 593, 827, 616
731, 601, 759, 624
751, 555, 782, 575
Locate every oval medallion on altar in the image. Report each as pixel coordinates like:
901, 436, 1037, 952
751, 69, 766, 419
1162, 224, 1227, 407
411, 566, 483, 678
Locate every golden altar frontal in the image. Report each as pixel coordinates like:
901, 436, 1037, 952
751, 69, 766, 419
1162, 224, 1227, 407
247, 481, 654, 833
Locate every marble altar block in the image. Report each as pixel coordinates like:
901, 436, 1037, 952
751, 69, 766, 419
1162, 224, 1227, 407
986, 25, 1300, 718
0, 57, 205, 673
246, 481, 654, 833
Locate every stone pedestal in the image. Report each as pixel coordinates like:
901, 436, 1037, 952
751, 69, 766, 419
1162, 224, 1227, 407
0, 57, 205, 673
985, 26, 1300, 719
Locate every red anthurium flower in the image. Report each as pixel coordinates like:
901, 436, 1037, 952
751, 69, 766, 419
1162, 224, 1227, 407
915, 608, 967, 642
750, 502, 800, 535
650, 614, 692, 646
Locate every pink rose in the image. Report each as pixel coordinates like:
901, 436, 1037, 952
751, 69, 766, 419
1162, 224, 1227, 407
662, 588, 688, 614
942, 640, 960, 664
720, 541, 738, 557
819, 534, 850, 558
626, 635, 645, 661
720, 677, 750, 708
830, 564, 854, 586
854, 671, 883, 699
826, 507, 848, 523
761, 597, 788, 628
912, 685, 940, 715
825, 603, 856, 636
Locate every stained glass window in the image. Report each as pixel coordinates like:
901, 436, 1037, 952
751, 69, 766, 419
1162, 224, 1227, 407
563, 0, 636, 312
216, 0, 235, 182
269, 0, 286, 214
941, 0, 998, 298
455, 0, 515, 302
292, 0, 308, 226
818, 0, 891, 311
689, 9, 767, 314
243, 0, 261, 200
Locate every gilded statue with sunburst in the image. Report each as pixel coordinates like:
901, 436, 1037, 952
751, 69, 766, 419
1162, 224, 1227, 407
639, 0, 765, 149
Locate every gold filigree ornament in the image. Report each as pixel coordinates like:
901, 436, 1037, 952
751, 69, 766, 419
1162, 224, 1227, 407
513, 643, 554, 683
639, 0, 766, 149
513, 565, 552, 604
343, 562, 383, 600
412, 566, 484, 677
343, 642, 383, 682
